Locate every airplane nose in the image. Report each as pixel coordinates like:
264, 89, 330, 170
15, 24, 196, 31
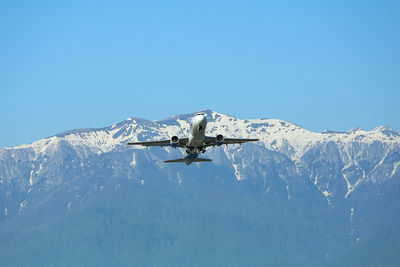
200, 115, 207, 123
193, 113, 207, 125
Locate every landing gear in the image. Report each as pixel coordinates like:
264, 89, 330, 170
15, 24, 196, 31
185, 146, 205, 154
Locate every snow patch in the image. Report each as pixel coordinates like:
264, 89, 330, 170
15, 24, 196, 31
19, 200, 26, 212
286, 184, 291, 200
232, 163, 243, 180
322, 191, 332, 205
130, 153, 137, 167
343, 172, 353, 199
391, 162, 400, 178
29, 170, 34, 186
349, 207, 355, 236
322, 191, 331, 198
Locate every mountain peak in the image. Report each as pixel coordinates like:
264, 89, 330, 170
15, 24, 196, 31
347, 127, 364, 133
373, 125, 395, 132
372, 125, 398, 137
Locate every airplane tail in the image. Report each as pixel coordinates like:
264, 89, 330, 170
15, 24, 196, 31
164, 158, 212, 163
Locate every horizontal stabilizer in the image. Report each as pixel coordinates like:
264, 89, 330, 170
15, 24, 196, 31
164, 158, 212, 163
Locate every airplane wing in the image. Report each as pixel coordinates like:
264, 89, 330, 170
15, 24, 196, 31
127, 138, 188, 148
203, 136, 259, 147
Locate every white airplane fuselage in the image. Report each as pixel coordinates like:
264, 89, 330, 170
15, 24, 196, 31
127, 112, 258, 165
183, 114, 208, 164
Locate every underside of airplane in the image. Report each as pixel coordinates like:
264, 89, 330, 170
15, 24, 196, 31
128, 112, 258, 165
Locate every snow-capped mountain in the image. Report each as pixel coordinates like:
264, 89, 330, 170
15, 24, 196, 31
1, 110, 399, 266
1, 110, 399, 212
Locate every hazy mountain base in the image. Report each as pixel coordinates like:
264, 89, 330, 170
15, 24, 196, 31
1, 171, 398, 267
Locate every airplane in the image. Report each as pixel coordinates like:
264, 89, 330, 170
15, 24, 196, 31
127, 112, 259, 165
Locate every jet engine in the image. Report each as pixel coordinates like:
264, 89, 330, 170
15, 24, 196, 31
170, 136, 179, 148
216, 134, 224, 146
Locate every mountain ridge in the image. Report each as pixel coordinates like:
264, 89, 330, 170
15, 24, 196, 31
1, 110, 399, 266
2, 110, 399, 204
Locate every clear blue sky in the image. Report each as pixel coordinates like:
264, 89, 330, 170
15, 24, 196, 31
1, 1, 399, 147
